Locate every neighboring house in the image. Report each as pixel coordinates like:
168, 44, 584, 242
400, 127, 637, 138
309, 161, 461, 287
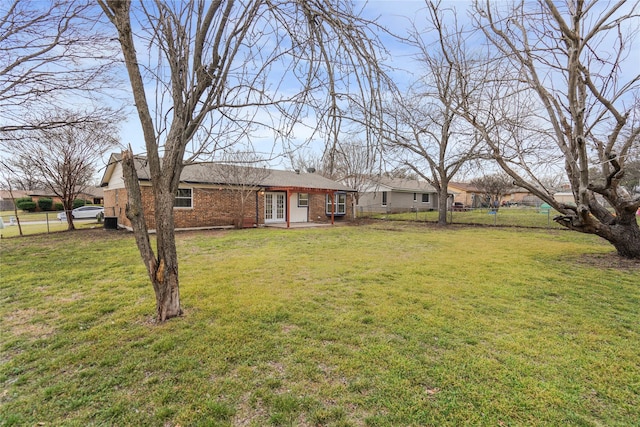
447, 182, 483, 208
0, 190, 28, 211
553, 192, 576, 205
502, 187, 532, 205
100, 153, 356, 230
82, 187, 104, 205
0, 187, 102, 211
449, 182, 532, 208
357, 177, 439, 214
27, 190, 64, 207
28, 186, 104, 206
554, 190, 608, 208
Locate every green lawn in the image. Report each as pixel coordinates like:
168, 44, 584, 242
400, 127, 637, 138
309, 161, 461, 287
1, 209, 64, 222
1, 224, 638, 426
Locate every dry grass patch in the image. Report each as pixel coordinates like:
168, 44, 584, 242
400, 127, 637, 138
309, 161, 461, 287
574, 252, 640, 270
3, 309, 56, 340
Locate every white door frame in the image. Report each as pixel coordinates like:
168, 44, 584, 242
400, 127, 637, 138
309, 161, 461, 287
264, 192, 286, 223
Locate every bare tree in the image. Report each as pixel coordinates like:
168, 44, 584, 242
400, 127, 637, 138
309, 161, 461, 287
5, 117, 119, 230
328, 139, 379, 204
2, 157, 44, 191
385, 3, 487, 225
383, 167, 419, 180
0, 0, 123, 135
386, 91, 485, 224
216, 152, 269, 228
98, 0, 389, 321
453, 0, 640, 258
290, 150, 327, 177
470, 173, 513, 210
0, 160, 24, 236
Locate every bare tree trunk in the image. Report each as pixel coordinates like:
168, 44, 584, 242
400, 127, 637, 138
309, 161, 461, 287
12, 205, 23, 237
121, 151, 182, 321
557, 216, 640, 259
152, 187, 182, 321
554, 193, 640, 259
599, 223, 640, 259
437, 184, 449, 226
607, 225, 640, 259
100, 0, 185, 322
65, 215, 75, 231
2, 174, 24, 236
63, 196, 75, 231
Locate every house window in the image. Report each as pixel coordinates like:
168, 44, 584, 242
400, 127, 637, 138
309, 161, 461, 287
326, 192, 347, 215
174, 188, 192, 208
421, 193, 430, 203
382, 191, 387, 206
413, 192, 417, 202
298, 193, 309, 207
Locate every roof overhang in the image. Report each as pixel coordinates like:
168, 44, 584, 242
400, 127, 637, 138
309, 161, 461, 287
266, 186, 355, 193
100, 153, 121, 187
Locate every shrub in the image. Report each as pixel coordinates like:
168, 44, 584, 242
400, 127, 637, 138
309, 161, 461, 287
17, 201, 37, 212
73, 199, 88, 209
38, 198, 53, 211
15, 196, 32, 205
54, 202, 64, 211
16, 197, 37, 212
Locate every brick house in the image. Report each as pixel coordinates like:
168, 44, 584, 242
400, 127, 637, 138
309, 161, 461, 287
28, 187, 104, 206
100, 153, 355, 230
447, 182, 484, 208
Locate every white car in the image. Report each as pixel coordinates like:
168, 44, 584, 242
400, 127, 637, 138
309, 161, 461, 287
57, 206, 104, 220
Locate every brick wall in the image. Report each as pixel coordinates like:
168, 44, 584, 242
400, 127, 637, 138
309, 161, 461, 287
176, 187, 260, 228
105, 185, 261, 230
103, 188, 131, 228
105, 185, 352, 229
308, 192, 354, 223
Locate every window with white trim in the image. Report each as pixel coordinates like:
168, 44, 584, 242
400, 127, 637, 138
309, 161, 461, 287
421, 193, 430, 203
174, 188, 192, 208
382, 191, 387, 206
326, 192, 347, 215
298, 193, 309, 207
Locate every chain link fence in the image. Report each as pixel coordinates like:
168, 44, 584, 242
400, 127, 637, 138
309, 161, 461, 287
357, 205, 566, 229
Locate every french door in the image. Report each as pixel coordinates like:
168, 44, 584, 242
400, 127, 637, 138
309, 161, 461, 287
265, 192, 286, 223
